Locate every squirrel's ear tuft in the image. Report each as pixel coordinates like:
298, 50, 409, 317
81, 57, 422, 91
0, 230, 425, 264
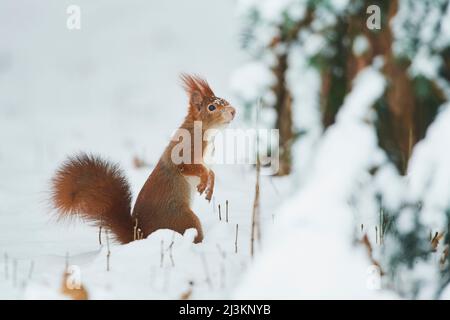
180, 73, 215, 110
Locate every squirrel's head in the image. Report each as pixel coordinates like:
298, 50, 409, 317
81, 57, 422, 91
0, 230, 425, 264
181, 73, 236, 129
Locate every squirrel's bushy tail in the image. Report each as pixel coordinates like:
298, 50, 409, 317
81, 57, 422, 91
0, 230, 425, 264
51, 153, 133, 243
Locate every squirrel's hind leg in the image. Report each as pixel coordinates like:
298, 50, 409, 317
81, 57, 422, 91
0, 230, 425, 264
172, 209, 204, 243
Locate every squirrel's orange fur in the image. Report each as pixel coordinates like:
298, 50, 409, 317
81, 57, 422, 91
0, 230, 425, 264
51, 74, 236, 244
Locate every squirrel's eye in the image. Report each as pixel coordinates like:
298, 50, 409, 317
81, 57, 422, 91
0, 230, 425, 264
208, 105, 216, 111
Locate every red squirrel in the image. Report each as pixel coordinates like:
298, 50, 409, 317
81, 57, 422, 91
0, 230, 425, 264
51, 74, 236, 244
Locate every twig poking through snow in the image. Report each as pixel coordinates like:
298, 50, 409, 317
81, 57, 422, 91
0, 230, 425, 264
106, 230, 111, 272
235, 224, 239, 254
375, 226, 378, 245
226, 200, 229, 223
160, 240, 165, 268
133, 218, 138, 241
431, 232, 443, 251
168, 233, 175, 267
251, 99, 262, 258
361, 234, 383, 274
218, 204, 222, 221
98, 225, 102, 245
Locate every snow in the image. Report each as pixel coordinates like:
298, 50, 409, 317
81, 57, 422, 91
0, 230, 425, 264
234, 67, 395, 299
330, 0, 350, 13
353, 35, 369, 56
371, 103, 450, 299
373, 164, 404, 212
230, 61, 276, 106
395, 208, 415, 234
300, 32, 327, 57
259, 0, 298, 24
409, 47, 442, 79
23, 229, 247, 299
286, 45, 322, 184
336, 68, 385, 124
392, 0, 449, 84
439, 4, 450, 48
237, 0, 306, 24
408, 103, 450, 228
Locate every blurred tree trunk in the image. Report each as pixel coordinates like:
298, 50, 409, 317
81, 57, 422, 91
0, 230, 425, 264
345, 0, 444, 174
269, 12, 312, 176
376, 0, 415, 173
272, 53, 293, 176
321, 18, 350, 128
364, 0, 444, 173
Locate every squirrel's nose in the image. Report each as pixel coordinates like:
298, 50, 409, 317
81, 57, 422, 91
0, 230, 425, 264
229, 107, 236, 118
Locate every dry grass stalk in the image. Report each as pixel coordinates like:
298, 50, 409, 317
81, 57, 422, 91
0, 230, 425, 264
440, 245, 449, 269
235, 224, 239, 254
133, 218, 138, 241
251, 101, 262, 257
98, 216, 103, 245
106, 230, 111, 272
431, 231, 444, 252
160, 239, 165, 268
168, 233, 175, 267
361, 233, 384, 275
226, 200, 229, 223
428, 231, 447, 268
137, 228, 143, 240
98, 225, 102, 245
251, 148, 261, 257
375, 226, 378, 245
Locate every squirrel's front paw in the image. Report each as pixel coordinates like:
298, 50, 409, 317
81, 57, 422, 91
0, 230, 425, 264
197, 182, 207, 195
205, 187, 213, 202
